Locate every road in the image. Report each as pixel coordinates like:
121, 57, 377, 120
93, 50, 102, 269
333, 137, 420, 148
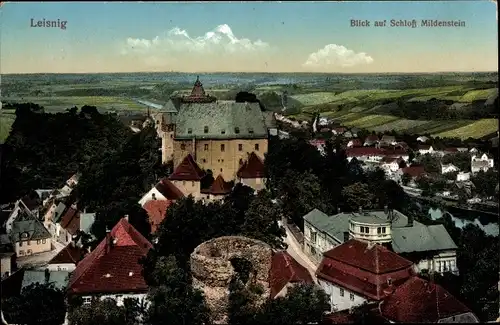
283, 225, 318, 282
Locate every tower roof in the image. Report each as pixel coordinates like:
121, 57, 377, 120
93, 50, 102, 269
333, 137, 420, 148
190, 76, 206, 98
168, 154, 205, 181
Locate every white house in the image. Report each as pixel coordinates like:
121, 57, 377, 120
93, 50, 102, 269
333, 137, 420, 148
380, 157, 403, 174
456, 172, 471, 182
416, 136, 429, 143
417, 145, 434, 155
303, 208, 459, 275
316, 239, 414, 312
441, 163, 459, 174
471, 153, 494, 174
138, 178, 184, 207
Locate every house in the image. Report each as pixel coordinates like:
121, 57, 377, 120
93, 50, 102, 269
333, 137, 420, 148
363, 135, 379, 146
471, 153, 494, 173
168, 154, 206, 198
417, 145, 434, 155
269, 251, 314, 299
347, 139, 362, 148
379, 276, 479, 323
42, 200, 67, 236
345, 147, 385, 163
303, 208, 459, 275
21, 269, 71, 291
309, 139, 327, 155
332, 127, 347, 135
201, 175, 234, 201
380, 135, 396, 146
57, 205, 81, 245
138, 177, 184, 207
1, 251, 16, 279
382, 148, 409, 162
9, 207, 52, 257
143, 199, 173, 233
4, 198, 43, 235
380, 157, 404, 174
67, 217, 153, 306
441, 163, 459, 174
397, 166, 426, 186
237, 152, 266, 191
441, 147, 458, 156
343, 131, 353, 139
316, 239, 414, 312
456, 172, 471, 182
416, 136, 430, 143
469, 147, 479, 154
43, 242, 84, 272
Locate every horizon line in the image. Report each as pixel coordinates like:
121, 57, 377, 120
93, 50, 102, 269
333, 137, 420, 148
2, 70, 498, 76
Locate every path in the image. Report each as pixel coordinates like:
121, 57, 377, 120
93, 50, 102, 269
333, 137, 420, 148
283, 223, 318, 282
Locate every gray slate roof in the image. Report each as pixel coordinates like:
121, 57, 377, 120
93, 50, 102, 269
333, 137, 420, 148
174, 101, 268, 139
22, 270, 70, 290
11, 217, 51, 242
303, 209, 457, 253
80, 213, 96, 234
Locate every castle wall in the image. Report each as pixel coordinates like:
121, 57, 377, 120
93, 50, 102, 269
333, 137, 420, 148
172, 139, 268, 181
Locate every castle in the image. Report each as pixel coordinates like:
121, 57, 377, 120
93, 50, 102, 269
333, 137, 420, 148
153, 77, 277, 198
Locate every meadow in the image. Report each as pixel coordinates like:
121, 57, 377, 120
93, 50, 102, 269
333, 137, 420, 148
0, 72, 497, 143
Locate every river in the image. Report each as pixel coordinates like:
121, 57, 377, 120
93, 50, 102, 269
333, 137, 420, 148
428, 207, 499, 237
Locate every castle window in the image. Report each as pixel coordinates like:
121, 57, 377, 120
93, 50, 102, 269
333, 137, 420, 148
204, 126, 209, 134
238, 144, 243, 151
221, 144, 225, 152
360, 226, 369, 234
248, 128, 254, 134
221, 129, 226, 135
187, 128, 193, 134
202, 159, 206, 163
204, 144, 209, 151
377, 227, 387, 234
235, 127, 240, 134
181, 144, 186, 150
255, 143, 260, 151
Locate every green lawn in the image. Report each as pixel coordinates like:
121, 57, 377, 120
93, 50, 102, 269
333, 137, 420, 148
435, 119, 499, 139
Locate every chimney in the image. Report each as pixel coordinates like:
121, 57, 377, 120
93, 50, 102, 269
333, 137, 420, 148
343, 231, 350, 242
105, 227, 112, 254
407, 214, 414, 227
358, 206, 362, 214
337, 207, 341, 214
384, 205, 389, 215
124, 215, 129, 222
44, 268, 50, 284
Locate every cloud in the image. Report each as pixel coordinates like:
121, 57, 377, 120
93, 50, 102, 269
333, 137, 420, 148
303, 44, 373, 68
121, 24, 270, 64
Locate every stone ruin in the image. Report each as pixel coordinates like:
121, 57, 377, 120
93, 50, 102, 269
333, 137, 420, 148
190, 236, 273, 324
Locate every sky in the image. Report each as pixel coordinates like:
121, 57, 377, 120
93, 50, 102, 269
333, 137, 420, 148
0, 1, 498, 74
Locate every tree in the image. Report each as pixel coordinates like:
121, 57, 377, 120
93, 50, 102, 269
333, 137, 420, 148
2, 282, 66, 325
144, 256, 210, 325
470, 169, 498, 198
341, 182, 374, 211
401, 173, 412, 186
253, 283, 330, 325
279, 170, 332, 229
68, 297, 144, 325
442, 152, 471, 172
416, 153, 441, 174
241, 189, 286, 250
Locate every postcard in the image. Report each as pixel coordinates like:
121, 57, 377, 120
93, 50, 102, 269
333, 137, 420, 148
0, 2, 498, 325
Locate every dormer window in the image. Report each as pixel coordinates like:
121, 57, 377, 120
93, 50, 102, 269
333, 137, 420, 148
187, 128, 193, 134
204, 126, 209, 134
248, 128, 254, 134
221, 129, 226, 135
235, 127, 240, 134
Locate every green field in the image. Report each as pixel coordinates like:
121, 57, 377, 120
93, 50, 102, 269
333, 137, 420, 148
2, 96, 148, 113
0, 110, 16, 144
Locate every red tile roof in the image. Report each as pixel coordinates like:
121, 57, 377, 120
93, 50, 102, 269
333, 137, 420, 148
59, 206, 80, 235
346, 147, 385, 157
317, 240, 414, 300
348, 139, 363, 147
443, 147, 458, 153
49, 244, 85, 265
237, 152, 265, 179
68, 217, 153, 295
169, 154, 205, 181
204, 175, 233, 195
401, 166, 426, 178
269, 251, 314, 298
154, 178, 184, 200
417, 144, 431, 150
380, 276, 474, 323
323, 240, 413, 274
309, 139, 326, 147
143, 200, 173, 233
383, 148, 408, 157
